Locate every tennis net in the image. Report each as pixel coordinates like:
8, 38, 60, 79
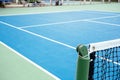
88, 39, 120, 80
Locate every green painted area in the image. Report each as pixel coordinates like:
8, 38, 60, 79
0, 42, 56, 80
0, 3, 120, 15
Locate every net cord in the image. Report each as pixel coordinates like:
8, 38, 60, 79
89, 39, 120, 53
82, 39, 120, 58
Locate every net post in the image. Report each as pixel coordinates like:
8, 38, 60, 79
76, 45, 90, 80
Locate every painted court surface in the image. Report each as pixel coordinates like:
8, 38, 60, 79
0, 4, 120, 80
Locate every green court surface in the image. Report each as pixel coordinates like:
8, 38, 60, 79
0, 42, 56, 80
0, 3, 120, 15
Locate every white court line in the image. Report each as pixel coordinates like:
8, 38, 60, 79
86, 20, 120, 27
0, 10, 85, 17
95, 55, 120, 66
86, 14, 120, 20
0, 41, 61, 80
20, 20, 86, 28
0, 21, 76, 50
20, 14, 120, 29
0, 9, 119, 17
85, 10, 120, 15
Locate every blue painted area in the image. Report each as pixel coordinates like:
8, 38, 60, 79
0, 23, 77, 80
24, 21, 120, 47
0, 11, 120, 80
0, 11, 118, 27
95, 16, 120, 25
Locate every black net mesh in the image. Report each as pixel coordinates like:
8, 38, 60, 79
89, 46, 120, 80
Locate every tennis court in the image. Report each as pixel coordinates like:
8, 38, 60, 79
0, 3, 120, 80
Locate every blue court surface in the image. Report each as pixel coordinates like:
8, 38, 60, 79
0, 10, 120, 80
